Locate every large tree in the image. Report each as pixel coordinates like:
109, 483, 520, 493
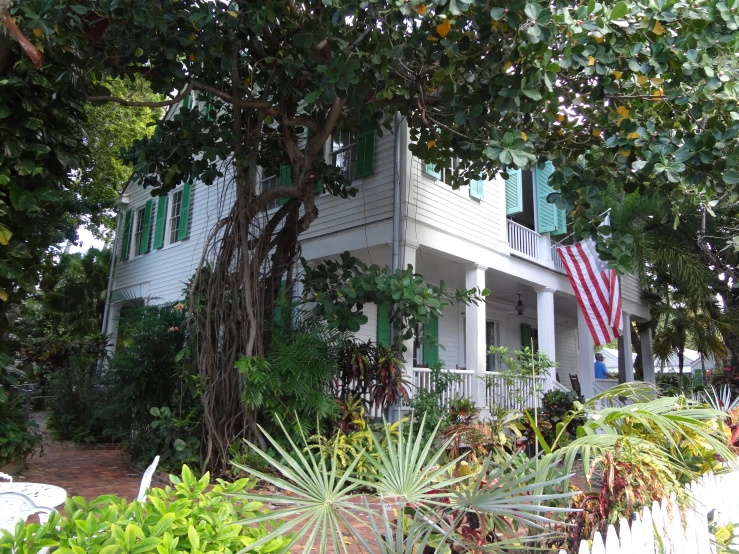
4, 0, 739, 470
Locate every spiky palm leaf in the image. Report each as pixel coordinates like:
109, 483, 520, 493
233, 415, 577, 553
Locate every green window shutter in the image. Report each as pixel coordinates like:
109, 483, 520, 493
278, 164, 291, 205
423, 315, 439, 367
469, 177, 484, 200
139, 199, 153, 255
552, 207, 568, 236
355, 124, 376, 179
536, 161, 557, 233
505, 169, 523, 215
120, 210, 133, 261
177, 182, 192, 242
182, 93, 192, 109
153, 195, 168, 249
376, 303, 392, 348
424, 162, 442, 180
521, 323, 533, 350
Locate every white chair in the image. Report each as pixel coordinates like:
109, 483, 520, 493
0, 472, 12, 483
136, 455, 160, 502
0, 492, 54, 533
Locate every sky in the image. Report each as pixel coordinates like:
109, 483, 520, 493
69, 226, 108, 253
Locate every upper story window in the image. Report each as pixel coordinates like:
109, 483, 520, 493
505, 162, 566, 236
330, 131, 358, 180
133, 206, 147, 256
261, 173, 280, 210
423, 159, 484, 200
168, 189, 184, 244
328, 125, 376, 181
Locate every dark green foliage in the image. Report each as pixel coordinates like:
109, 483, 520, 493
236, 312, 348, 439
538, 389, 584, 445
0, 365, 41, 466
45, 344, 108, 442
132, 406, 200, 469
96, 304, 201, 468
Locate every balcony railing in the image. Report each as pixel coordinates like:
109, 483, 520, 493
551, 243, 566, 272
507, 219, 539, 259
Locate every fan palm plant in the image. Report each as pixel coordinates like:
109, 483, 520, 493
233, 415, 577, 553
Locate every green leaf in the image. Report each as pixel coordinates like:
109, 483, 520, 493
490, 7, 505, 19
521, 89, 542, 100
69, 4, 90, 15
723, 170, 739, 185
610, 1, 628, 20
0, 106, 11, 119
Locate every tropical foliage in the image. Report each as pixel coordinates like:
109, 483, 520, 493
234, 415, 576, 552
0, 465, 291, 554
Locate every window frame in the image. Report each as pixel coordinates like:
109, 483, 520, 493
166, 187, 185, 245
328, 130, 359, 182
132, 206, 147, 258
259, 170, 280, 211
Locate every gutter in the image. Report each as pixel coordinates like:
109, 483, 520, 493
391, 112, 401, 273
101, 194, 128, 337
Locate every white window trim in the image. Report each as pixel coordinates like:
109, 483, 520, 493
163, 186, 185, 249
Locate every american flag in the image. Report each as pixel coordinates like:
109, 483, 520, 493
556, 229, 622, 346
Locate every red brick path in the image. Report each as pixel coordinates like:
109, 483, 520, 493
13, 413, 149, 507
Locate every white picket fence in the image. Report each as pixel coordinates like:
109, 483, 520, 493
560, 465, 739, 554
408, 367, 475, 406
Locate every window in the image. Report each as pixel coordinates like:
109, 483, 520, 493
168, 189, 184, 244
413, 324, 424, 368
424, 158, 459, 184
330, 130, 358, 180
486, 321, 498, 371
261, 173, 280, 210
133, 207, 146, 256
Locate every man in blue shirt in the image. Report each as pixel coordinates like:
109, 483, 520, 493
594, 353, 608, 379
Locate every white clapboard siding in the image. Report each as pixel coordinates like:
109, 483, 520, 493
408, 158, 508, 252
620, 273, 642, 305
561, 462, 739, 554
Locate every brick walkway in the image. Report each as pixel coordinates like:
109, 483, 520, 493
13, 413, 147, 506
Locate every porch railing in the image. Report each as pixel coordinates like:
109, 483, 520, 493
409, 367, 475, 406
594, 378, 619, 394
484, 372, 547, 411
507, 219, 539, 259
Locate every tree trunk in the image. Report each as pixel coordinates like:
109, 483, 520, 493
678, 347, 684, 395
631, 322, 643, 380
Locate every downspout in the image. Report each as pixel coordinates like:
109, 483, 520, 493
101, 201, 125, 338
391, 111, 401, 274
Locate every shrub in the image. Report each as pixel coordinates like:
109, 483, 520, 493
0, 366, 42, 465
95, 303, 202, 468
0, 465, 291, 553
237, 311, 348, 438
46, 343, 108, 442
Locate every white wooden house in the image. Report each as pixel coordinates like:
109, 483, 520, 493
103, 96, 654, 411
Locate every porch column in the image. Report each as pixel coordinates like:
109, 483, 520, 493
577, 308, 595, 398
640, 327, 656, 383
104, 302, 122, 357
400, 242, 418, 369
535, 287, 557, 389
464, 264, 487, 408
621, 312, 634, 382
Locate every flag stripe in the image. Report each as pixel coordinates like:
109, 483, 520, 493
558, 246, 607, 345
557, 239, 622, 346
568, 245, 611, 343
